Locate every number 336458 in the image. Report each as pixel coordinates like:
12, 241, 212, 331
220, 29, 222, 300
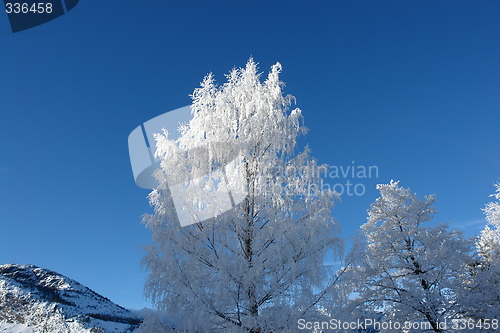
5, 3, 53, 14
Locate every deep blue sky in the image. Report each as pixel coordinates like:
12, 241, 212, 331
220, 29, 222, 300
1, 1, 498, 310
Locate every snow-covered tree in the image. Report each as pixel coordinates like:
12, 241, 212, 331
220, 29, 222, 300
25, 303, 73, 333
484, 183, 500, 227
346, 181, 473, 332
141, 59, 342, 332
136, 309, 173, 333
464, 183, 500, 322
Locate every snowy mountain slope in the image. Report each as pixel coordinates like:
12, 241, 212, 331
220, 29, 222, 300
0, 323, 34, 333
0, 264, 141, 333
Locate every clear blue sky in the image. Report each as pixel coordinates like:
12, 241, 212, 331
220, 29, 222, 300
0, 1, 498, 310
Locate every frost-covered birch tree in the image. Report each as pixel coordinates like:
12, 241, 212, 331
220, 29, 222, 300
141, 59, 342, 332
346, 181, 472, 333
464, 183, 500, 322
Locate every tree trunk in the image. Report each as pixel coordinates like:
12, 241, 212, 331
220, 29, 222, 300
245, 194, 261, 333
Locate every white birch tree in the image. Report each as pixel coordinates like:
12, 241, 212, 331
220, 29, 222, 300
346, 181, 473, 332
141, 59, 342, 332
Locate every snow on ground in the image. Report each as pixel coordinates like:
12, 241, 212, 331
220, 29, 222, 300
0, 323, 35, 333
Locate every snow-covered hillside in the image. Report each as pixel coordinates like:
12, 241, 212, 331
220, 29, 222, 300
0, 264, 141, 333
0, 323, 34, 333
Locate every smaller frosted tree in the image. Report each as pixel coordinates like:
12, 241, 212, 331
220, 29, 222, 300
465, 182, 500, 322
485, 183, 500, 224
347, 181, 473, 332
479, 182, 500, 262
